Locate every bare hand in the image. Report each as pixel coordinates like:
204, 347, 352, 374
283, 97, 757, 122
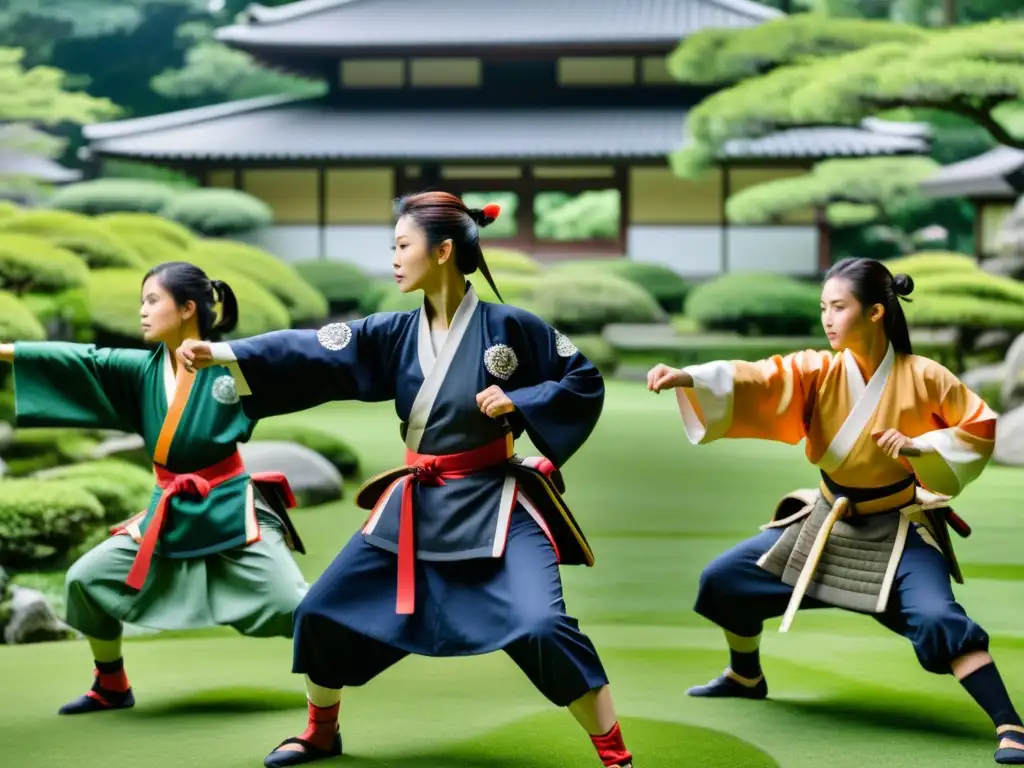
476, 385, 515, 419
646, 363, 691, 393
176, 339, 214, 373
0, 343, 13, 363
872, 429, 922, 459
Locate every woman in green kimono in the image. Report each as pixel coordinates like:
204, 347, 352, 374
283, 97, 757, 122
0, 261, 309, 715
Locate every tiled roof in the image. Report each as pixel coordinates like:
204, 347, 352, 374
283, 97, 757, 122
919, 146, 1024, 199
216, 0, 782, 51
83, 97, 929, 163
0, 150, 82, 183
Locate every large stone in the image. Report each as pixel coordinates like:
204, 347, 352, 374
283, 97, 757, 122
239, 440, 343, 507
88, 432, 148, 465
2, 585, 74, 645
961, 363, 1005, 392
994, 405, 1024, 467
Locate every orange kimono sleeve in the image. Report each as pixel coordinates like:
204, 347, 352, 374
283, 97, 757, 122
906, 365, 998, 497
674, 349, 834, 445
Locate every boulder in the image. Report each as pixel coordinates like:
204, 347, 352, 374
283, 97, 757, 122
1, 585, 74, 645
994, 405, 1024, 467
88, 432, 148, 466
239, 441, 343, 507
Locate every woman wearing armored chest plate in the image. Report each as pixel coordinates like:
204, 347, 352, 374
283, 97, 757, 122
647, 257, 1024, 765
0, 262, 308, 716
179, 192, 634, 768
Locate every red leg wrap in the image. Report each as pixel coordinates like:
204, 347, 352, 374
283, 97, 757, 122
590, 722, 632, 767
299, 701, 340, 752
96, 667, 130, 694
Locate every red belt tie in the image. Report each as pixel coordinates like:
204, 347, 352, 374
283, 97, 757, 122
396, 436, 512, 614
124, 451, 246, 591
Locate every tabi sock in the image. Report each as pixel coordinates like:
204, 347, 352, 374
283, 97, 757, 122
960, 662, 1023, 730
94, 658, 130, 694
725, 631, 762, 680
590, 722, 632, 767
299, 700, 340, 752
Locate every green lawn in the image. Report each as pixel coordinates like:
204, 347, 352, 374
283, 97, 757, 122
2, 380, 1022, 767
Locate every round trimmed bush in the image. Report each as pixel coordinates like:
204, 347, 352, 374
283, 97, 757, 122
37, 459, 154, 523
686, 273, 821, 336
1, 428, 105, 477
524, 272, 666, 334
374, 273, 540, 313
86, 267, 291, 343
250, 423, 360, 478
160, 189, 273, 236
883, 251, 978, 278
97, 212, 196, 250
46, 179, 179, 215
551, 259, 690, 313
905, 294, 1024, 331
292, 260, 374, 315
19, 287, 92, 342
0, 233, 90, 294
480, 248, 541, 274
0, 479, 106, 568
913, 272, 1024, 305
189, 240, 328, 324
113, 232, 189, 268
0, 210, 144, 268
0, 290, 46, 342
572, 334, 619, 376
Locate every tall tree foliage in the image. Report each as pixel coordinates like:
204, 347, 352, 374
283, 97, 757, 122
670, 17, 1024, 177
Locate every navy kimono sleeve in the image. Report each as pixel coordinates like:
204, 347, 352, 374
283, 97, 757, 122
503, 311, 604, 468
213, 313, 405, 421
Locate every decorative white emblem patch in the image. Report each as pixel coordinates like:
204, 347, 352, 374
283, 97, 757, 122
554, 330, 577, 357
484, 343, 518, 380
317, 322, 352, 351
211, 375, 239, 405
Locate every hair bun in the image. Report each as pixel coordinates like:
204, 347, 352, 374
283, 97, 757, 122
469, 204, 500, 229
892, 273, 914, 297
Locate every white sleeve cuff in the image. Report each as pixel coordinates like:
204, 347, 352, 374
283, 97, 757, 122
907, 429, 988, 497
208, 342, 237, 363
674, 360, 734, 445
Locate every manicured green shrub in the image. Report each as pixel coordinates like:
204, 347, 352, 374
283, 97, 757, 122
525, 272, 666, 334
293, 260, 374, 314
551, 259, 690, 313
46, 179, 179, 215
189, 240, 328, 324
686, 273, 821, 336
38, 459, 154, 523
160, 189, 273, 236
0, 210, 144, 268
572, 334, 619, 376
480, 248, 542, 274
19, 288, 92, 342
250, 423, 360, 478
0, 233, 90, 294
912, 272, 1024, 305
0, 479, 106, 568
883, 251, 978, 277
0, 290, 46, 343
0, 428, 105, 476
97, 212, 196, 250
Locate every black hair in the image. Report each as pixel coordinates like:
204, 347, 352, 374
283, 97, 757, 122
824, 257, 914, 355
393, 191, 503, 302
142, 261, 239, 341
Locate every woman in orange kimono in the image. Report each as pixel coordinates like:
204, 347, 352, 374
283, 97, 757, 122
647, 257, 1022, 766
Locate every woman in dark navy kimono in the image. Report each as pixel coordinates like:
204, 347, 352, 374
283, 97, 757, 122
179, 192, 634, 768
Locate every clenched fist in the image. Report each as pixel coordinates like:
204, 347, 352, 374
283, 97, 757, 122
476, 385, 515, 419
176, 339, 215, 373
646, 364, 693, 393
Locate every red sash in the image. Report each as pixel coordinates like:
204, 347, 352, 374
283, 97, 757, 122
396, 437, 512, 614
124, 452, 246, 591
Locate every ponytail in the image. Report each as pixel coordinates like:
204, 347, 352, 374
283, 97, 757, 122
211, 279, 239, 338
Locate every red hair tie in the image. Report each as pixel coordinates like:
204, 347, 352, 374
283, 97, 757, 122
482, 203, 501, 220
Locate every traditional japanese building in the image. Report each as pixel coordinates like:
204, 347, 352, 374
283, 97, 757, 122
81, 0, 928, 277
919, 146, 1024, 260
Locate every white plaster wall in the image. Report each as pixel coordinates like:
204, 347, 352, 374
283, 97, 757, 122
626, 225, 724, 277
726, 226, 819, 276
234, 225, 395, 275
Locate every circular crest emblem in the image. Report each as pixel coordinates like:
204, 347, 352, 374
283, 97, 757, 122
211, 375, 239, 405
484, 343, 518, 380
554, 330, 578, 358
317, 322, 352, 351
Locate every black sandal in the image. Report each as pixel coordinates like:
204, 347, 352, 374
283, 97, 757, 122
996, 729, 1024, 765
263, 733, 342, 767
58, 684, 135, 715
686, 671, 767, 700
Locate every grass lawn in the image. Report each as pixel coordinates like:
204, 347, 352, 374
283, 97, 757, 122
2, 380, 1022, 767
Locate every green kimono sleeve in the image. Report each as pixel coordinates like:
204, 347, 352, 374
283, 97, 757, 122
13, 342, 148, 433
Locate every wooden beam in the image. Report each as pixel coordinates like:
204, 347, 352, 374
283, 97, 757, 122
617, 164, 629, 256
720, 164, 731, 274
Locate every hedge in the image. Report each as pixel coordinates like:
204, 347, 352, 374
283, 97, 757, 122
573, 334, 619, 376
0, 210, 144, 269
0, 233, 91, 294
37, 459, 154, 523
189, 240, 328, 324
883, 251, 978, 278
0, 479, 106, 568
912, 272, 1024, 305
480, 248, 542, 274
250, 423, 360, 478
293, 260, 375, 315
87, 267, 291, 342
524, 272, 666, 334
550, 259, 690, 313
904, 294, 1024, 331
686, 273, 821, 336
19, 288, 92, 343
0, 290, 46, 343
47, 179, 180, 215
113, 231, 189, 268
160, 189, 273, 236
97, 212, 196, 251
0, 428, 105, 477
